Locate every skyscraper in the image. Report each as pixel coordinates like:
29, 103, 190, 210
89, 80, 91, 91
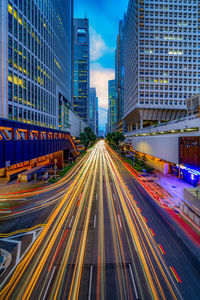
0, 0, 73, 129
115, 19, 125, 132
89, 87, 98, 135
73, 18, 89, 123
96, 96, 99, 136
108, 80, 116, 133
123, 0, 198, 132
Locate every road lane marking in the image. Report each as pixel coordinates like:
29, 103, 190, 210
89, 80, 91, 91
93, 215, 96, 229
118, 214, 122, 229
43, 266, 56, 300
113, 195, 116, 201
88, 265, 93, 300
69, 215, 74, 228
170, 266, 182, 283
0, 224, 46, 238
96, 194, 98, 201
129, 264, 139, 299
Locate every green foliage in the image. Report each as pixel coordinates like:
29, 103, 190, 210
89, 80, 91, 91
106, 132, 125, 148
80, 132, 90, 149
80, 127, 97, 149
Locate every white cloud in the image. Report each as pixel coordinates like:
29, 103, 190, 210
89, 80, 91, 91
90, 63, 115, 110
90, 63, 115, 130
90, 27, 114, 61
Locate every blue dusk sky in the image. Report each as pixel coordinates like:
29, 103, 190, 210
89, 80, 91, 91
74, 0, 129, 131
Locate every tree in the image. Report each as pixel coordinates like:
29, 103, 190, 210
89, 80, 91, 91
84, 127, 93, 140
80, 127, 97, 149
113, 132, 125, 148
80, 132, 90, 149
106, 132, 125, 149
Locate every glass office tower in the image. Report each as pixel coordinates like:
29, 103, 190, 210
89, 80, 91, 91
73, 18, 89, 123
124, 0, 199, 131
89, 87, 98, 135
0, 0, 73, 129
108, 79, 116, 133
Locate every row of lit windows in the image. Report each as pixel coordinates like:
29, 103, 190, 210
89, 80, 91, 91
139, 42, 198, 49
139, 89, 196, 95
141, 27, 197, 33
8, 104, 56, 128
8, 72, 56, 115
143, 11, 196, 17
139, 100, 185, 105
139, 21, 196, 27
139, 55, 198, 61
139, 65, 198, 71
139, 81, 198, 87
8, 36, 55, 93
140, 59, 198, 66
141, 13, 197, 19
8, 11, 54, 72
8, 2, 66, 84
139, 35, 199, 41
11, 0, 52, 23
139, 75, 199, 82
139, 33, 200, 43
142, 4, 196, 10
139, 75, 198, 82
8, 2, 53, 50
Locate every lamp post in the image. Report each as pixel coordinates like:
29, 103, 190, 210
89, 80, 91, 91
54, 159, 57, 178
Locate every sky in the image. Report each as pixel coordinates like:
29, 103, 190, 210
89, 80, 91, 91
74, 0, 129, 132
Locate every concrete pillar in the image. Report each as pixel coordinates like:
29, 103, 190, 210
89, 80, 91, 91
140, 118, 143, 129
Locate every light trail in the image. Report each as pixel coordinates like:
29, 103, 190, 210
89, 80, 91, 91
0, 141, 199, 299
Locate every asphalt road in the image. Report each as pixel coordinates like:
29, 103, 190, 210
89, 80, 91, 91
0, 140, 200, 299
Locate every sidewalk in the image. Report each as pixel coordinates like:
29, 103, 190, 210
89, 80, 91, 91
143, 171, 200, 233
154, 172, 192, 206
0, 180, 49, 195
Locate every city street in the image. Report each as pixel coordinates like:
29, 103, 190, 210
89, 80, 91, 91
0, 141, 200, 299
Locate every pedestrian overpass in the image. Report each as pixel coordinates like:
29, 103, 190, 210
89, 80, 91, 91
0, 118, 79, 175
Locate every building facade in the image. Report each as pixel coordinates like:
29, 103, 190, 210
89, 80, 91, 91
96, 96, 99, 136
108, 79, 116, 133
89, 87, 98, 135
123, 0, 199, 131
0, 0, 73, 129
115, 19, 125, 132
73, 18, 89, 123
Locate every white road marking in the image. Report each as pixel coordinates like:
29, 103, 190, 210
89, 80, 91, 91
88, 265, 93, 300
43, 266, 56, 300
93, 215, 96, 229
113, 195, 116, 201
32, 231, 36, 242
0, 227, 44, 289
118, 214, 122, 229
3, 238, 21, 263
129, 264, 139, 299
69, 215, 74, 228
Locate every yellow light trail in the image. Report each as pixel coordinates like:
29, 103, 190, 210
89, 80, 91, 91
0, 141, 185, 299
